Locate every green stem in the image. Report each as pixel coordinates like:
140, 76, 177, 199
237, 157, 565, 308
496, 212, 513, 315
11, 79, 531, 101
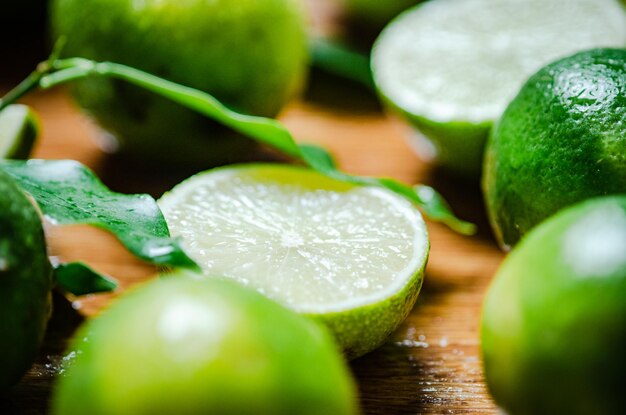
43, 59, 303, 158
0, 64, 49, 112
1, 56, 475, 235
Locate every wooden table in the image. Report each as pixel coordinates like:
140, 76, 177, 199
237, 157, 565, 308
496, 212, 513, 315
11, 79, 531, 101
1, 4, 503, 413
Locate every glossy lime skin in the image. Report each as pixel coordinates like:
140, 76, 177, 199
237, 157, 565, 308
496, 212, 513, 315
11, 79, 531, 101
0, 170, 52, 393
52, 275, 358, 415
50, 0, 308, 166
483, 48, 626, 249
482, 196, 626, 415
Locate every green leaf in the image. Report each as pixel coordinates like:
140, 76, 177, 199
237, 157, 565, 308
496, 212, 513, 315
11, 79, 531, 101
0, 159, 199, 268
310, 38, 374, 89
4, 57, 475, 234
53, 262, 118, 296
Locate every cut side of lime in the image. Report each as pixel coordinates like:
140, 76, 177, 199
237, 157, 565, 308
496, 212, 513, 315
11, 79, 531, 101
159, 164, 429, 358
371, 0, 626, 175
0, 105, 39, 160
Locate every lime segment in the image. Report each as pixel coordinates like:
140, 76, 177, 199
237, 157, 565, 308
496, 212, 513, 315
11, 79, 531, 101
371, 0, 626, 175
0, 105, 39, 159
159, 164, 429, 357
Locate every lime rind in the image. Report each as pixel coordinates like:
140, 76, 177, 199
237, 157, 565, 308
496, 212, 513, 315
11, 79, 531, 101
371, 0, 626, 175
483, 48, 626, 249
52, 276, 359, 415
482, 196, 626, 414
159, 164, 429, 358
0, 105, 40, 160
0, 170, 52, 392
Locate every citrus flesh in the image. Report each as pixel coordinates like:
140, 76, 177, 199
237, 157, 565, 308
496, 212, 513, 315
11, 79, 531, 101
372, 0, 626, 175
52, 275, 358, 415
0, 105, 39, 159
159, 164, 429, 358
483, 48, 626, 249
50, 0, 309, 166
0, 170, 52, 392
482, 196, 626, 415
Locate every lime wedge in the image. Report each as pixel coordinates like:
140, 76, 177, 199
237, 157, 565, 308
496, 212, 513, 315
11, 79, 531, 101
371, 0, 626, 175
0, 105, 40, 159
159, 164, 429, 358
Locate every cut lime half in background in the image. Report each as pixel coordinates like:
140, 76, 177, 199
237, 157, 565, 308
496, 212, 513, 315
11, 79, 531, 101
0, 105, 39, 159
371, 0, 626, 176
159, 164, 429, 358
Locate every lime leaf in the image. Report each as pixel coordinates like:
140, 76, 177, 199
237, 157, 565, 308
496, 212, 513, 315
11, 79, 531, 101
3, 57, 474, 234
310, 38, 374, 88
0, 159, 198, 269
53, 262, 118, 296
298, 144, 475, 234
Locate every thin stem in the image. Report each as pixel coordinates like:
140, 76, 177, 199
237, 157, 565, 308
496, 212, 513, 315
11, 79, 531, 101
0, 38, 66, 111
43, 59, 303, 158
0, 65, 48, 111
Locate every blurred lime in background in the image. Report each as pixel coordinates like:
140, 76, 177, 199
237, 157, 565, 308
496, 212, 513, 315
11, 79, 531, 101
482, 196, 626, 415
52, 275, 359, 415
372, 0, 626, 176
50, 0, 309, 166
483, 48, 626, 249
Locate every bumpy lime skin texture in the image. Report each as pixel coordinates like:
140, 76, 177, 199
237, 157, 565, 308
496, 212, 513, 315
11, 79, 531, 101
50, 0, 309, 165
482, 196, 626, 415
52, 275, 358, 415
483, 48, 626, 249
311, 253, 426, 360
0, 170, 52, 393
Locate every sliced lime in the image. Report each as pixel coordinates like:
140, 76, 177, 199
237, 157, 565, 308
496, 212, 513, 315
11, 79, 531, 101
0, 104, 40, 159
159, 164, 429, 358
371, 0, 626, 175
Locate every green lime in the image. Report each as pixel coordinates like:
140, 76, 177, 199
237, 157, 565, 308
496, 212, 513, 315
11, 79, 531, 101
371, 0, 626, 176
52, 274, 358, 415
158, 164, 429, 358
50, 0, 309, 166
482, 195, 626, 415
0, 169, 52, 393
0, 105, 40, 160
483, 48, 626, 249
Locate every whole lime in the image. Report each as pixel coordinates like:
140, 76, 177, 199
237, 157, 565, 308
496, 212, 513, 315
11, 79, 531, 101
482, 196, 626, 415
52, 274, 359, 415
50, 0, 309, 166
0, 169, 52, 393
483, 48, 626, 249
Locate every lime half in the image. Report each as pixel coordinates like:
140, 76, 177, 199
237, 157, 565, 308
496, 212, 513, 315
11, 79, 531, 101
371, 0, 626, 175
159, 164, 429, 358
0, 105, 39, 159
